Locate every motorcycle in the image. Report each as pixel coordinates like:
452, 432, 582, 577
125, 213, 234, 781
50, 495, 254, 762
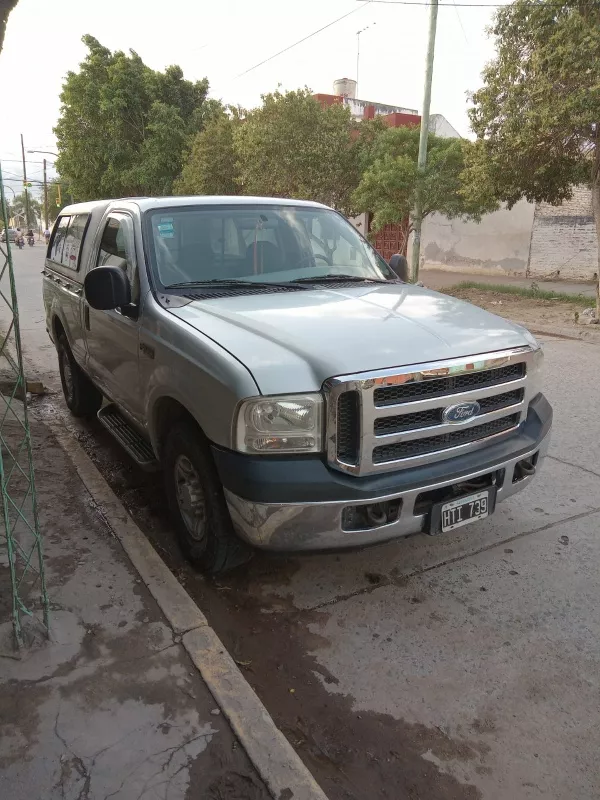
16, 236, 24, 250
27, 235, 35, 247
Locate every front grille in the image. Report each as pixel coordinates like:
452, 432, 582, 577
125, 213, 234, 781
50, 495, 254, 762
328, 348, 532, 476
372, 414, 520, 463
374, 389, 524, 435
336, 391, 360, 464
374, 363, 526, 407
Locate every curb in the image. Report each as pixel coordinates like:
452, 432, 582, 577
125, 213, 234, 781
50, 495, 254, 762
46, 421, 328, 800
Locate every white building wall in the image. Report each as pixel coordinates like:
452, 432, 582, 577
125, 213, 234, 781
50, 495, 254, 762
528, 187, 598, 280
419, 200, 536, 275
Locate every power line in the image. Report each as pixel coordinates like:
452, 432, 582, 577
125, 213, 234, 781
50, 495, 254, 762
451, 0, 470, 39
0, 158, 52, 165
237, 0, 373, 77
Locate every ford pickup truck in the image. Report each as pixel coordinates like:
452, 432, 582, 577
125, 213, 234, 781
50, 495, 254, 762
43, 197, 552, 573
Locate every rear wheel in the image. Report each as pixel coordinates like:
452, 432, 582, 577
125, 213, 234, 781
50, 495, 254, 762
163, 419, 252, 574
57, 333, 102, 417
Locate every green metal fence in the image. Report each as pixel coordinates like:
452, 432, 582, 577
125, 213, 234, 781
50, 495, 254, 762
0, 162, 49, 647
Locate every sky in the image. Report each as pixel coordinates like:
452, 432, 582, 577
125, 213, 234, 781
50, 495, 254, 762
0, 0, 501, 203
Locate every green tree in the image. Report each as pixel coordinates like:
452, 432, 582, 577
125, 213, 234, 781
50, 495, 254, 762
353, 126, 494, 236
10, 192, 41, 227
234, 89, 357, 211
175, 112, 240, 196
54, 35, 209, 200
466, 0, 600, 313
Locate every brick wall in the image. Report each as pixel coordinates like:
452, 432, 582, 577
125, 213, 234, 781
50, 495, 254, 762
528, 186, 598, 280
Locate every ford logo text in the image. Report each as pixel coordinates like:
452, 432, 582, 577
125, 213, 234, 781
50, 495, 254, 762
442, 401, 481, 424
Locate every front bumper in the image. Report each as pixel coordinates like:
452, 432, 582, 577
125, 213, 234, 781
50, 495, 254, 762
215, 394, 552, 552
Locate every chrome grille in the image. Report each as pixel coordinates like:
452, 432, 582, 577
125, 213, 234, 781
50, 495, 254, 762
373, 414, 520, 463
325, 347, 534, 476
374, 388, 524, 435
374, 362, 525, 406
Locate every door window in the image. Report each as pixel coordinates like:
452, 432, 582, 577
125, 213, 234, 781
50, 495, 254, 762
97, 215, 139, 304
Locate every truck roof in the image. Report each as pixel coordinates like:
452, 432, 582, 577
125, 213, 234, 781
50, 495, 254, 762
59, 196, 329, 215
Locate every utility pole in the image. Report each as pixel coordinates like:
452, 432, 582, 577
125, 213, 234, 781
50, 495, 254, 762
410, 0, 439, 283
43, 159, 48, 231
20, 134, 30, 229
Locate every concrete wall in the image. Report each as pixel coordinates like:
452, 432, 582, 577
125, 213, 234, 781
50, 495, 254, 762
418, 199, 536, 275
528, 186, 598, 280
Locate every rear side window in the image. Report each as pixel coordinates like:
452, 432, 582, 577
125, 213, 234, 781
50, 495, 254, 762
62, 214, 90, 270
49, 216, 70, 264
48, 213, 90, 270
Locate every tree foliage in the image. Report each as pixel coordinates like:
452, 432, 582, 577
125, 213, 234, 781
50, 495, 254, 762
10, 192, 41, 227
234, 89, 357, 211
54, 35, 210, 200
353, 126, 495, 233
175, 112, 240, 196
466, 0, 600, 309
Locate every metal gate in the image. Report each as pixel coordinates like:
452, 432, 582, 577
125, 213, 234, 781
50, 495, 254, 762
0, 163, 49, 647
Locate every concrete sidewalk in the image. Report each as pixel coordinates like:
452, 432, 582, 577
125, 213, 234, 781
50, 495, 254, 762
0, 418, 269, 800
421, 267, 597, 298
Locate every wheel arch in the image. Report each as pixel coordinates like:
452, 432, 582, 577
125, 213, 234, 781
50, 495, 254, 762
150, 395, 207, 460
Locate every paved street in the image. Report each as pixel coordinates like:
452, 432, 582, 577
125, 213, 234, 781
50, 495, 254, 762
6, 245, 600, 799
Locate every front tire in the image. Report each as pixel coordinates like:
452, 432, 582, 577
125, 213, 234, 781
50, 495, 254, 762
57, 333, 103, 417
163, 420, 252, 574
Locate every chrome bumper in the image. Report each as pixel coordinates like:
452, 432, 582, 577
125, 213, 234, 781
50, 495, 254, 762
224, 432, 551, 552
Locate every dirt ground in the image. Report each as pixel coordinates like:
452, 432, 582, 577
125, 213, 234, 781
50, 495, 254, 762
441, 287, 600, 340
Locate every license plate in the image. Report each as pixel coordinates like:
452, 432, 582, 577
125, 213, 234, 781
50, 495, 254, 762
430, 488, 496, 535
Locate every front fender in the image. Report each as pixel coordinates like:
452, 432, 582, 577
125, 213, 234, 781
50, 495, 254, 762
142, 301, 260, 452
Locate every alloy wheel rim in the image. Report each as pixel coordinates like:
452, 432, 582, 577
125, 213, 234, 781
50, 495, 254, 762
174, 455, 206, 543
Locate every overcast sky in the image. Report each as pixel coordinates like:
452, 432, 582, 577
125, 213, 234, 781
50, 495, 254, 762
0, 0, 501, 202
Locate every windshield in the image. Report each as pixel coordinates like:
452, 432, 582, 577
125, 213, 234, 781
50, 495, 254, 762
146, 205, 394, 287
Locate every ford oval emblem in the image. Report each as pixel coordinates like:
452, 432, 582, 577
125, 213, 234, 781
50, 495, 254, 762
442, 401, 481, 424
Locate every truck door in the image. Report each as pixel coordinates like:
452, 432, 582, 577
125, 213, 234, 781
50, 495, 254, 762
84, 213, 143, 421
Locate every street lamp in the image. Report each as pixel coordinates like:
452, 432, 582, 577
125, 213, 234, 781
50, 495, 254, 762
27, 149, 58, 157
356, 23, 375, 98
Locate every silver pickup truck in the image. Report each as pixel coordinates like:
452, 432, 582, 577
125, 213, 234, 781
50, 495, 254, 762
43, 196, 552, 573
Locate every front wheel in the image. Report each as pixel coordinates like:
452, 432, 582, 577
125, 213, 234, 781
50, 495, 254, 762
163, 420, 252, 574
57, 334, 103, 417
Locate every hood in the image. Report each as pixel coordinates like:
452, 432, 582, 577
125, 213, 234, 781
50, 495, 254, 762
168, 283, 532, 394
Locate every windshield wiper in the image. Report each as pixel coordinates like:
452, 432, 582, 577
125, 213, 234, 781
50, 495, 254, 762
292, 274, 390, 284
164, 279, 306, 290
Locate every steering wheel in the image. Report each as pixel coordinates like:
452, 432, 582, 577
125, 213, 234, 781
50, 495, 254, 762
295, 253, 332, 268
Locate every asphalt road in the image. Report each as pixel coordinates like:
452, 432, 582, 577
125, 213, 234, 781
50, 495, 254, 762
5, 244, 600, 800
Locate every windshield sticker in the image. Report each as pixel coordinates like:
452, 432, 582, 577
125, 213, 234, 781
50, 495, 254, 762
157, 221, 175, 239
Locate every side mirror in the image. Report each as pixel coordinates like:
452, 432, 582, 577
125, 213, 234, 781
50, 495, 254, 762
84, 266, 131, 310
389, 253, 410, 282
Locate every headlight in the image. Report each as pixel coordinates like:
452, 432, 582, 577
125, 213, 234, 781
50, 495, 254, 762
235, 394, 324, 454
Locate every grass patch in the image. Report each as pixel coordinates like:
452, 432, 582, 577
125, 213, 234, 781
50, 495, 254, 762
447, 281, 593, 306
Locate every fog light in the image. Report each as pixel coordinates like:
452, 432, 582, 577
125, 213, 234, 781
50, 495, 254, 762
342, 500, 401, 532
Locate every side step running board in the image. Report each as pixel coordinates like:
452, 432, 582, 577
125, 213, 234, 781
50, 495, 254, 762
97, 404, 159, 471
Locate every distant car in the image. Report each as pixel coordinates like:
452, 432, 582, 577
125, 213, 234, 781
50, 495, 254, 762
0, 228, 18, 243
